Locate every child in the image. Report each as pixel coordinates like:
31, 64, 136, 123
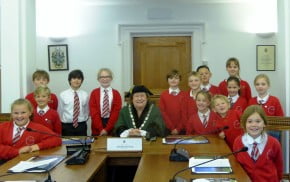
248, 74, 284, 116
211, 95, 243, 150
218, 58, 252, 101
227, 76, 248, 113
32, 86, 62, 134
0, 99, 61, 161
89, 68, 122, 136
58, 69, 89, 136
25, 70, 58, 110
159, 69, 186, 135
233, 105, 283, 182
183, 71, 200, 121
196, 65, 220, 95
186, 91, 219, 135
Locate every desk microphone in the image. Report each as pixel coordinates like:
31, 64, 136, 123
26, 127, 91, 165
169, 126, 229, 162
169, 146, 248, 182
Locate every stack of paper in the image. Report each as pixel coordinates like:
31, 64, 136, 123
189, 157, 232, 174
162, 136, 209, 144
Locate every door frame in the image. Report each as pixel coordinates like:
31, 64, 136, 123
118, 23, 206, 93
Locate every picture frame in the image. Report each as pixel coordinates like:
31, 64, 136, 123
48, 44, 69, 71
256, 45, 275, 71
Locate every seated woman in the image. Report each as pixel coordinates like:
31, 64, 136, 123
114, 85, 165, 137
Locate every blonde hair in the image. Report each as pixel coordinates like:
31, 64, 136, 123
196, 90, 211, 103
11, 98, 33, 120
97, 68, 113, 80
188, 71, 200, 79
211, 94, 230, 109
33, 86, 51, 97
254, 74, 270, 86
240, 105, 267, 131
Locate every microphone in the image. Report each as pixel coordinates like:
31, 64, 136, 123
26, 127, 92, 165
169, 126, 229, 162
169, 146, 248, 182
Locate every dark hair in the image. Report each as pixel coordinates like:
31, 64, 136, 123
166, 69, 181, 80
32, 70, 50, 82
196, 65, 210, 72
68, 69, 84, 83
227, 76, 240, 87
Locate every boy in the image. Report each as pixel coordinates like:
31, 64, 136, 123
58, 69, 89, 136
196, 65, 220, 95
25, 70, 58, 110
32, 86, 62, 134
159, 69, 186, 135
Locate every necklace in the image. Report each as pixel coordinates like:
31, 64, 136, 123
129, 104, 153, 129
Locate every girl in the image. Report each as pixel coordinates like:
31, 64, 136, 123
248, 74, 284, 116
218, 57, 252, 101
186, 91, 218, 135
227, 76, 248, 113
211, 95, 243, 150
89, 68, 122, 136
233, 105, 283, 182
0, 99, 61, 161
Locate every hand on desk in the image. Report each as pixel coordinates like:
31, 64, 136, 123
100, 129, 108, 136
171, 129, 179, 135
219, 131, 225, 139
18, 144, 40, 154
129, 129, 141, 136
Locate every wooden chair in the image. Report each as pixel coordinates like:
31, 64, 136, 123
266, 116, 290, 181
0, 113, 11, 123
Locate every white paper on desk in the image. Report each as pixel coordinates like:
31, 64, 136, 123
189, 157, 231, 168
8, 158, 57, 173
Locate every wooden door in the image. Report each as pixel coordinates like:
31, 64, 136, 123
133, 36, 191, 95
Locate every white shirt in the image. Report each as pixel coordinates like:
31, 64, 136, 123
58, 88, 89, 123
100, 87, 113, 117
169, 88, 180, 95
37, 105, 49, 115
228, 94, 239, 104
241, 133, 268, 157
13, 121, 29, 139
198, 110, 210, 124
200, 84, 211, 91
257, 93, 269, 104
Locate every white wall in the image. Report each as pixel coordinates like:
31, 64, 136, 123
34, 1, 285, 110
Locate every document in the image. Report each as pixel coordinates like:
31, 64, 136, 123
62, 137, 94, 145
162, 136, 208, 144
192, 178, 237, 182
189, 157, 232, 174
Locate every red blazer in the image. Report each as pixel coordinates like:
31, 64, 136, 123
216, 110, 243, 150
89, 88, 122, 135
183, 90, 198, 123
0, 121, 62, 160
233, 135, 283, 182
32, 109, 62, 134
231, 96, 248, 113
218, 79, 252, 101
208, 84, 220, 96
186, 111, 219, 135
26, 92, 58, 111
159, 90, 187, 132
248, 96, 284, 116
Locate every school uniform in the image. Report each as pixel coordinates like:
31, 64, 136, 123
248, 94, 284, 116
200, 84, 220, 96
233, 133, 283, 182
25, 92, 58, 110
89, 87, 122, 135
58, 88, 89, 136
216, 110, 243, 150
33, 106, 62, 134
159, 88, 187, 133
229, 95, 248, 113
183, 89, 198, 123
218, 79, 252, 101
186, 110, 218, 135
0, 121, 62, 160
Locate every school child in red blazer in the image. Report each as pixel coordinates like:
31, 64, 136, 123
0, 99, 61, 161
248, 74, 284, 116
186, 91, 218, 135
183, 71, 200, 122
218, 57, 252, 101
159, 69, 187, 135
211, 95, 243, 150
32, 86, 62, 134
89, 68, 122, 136
233, 105, 283, 182
25, 70, 58, 110
196, 65, 220, 96
227, 76, 248, 113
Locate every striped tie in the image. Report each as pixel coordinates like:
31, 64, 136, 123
73, 91, 80, 128
102, 89, 110, 118
229, 97, 234, 108
39, 110, 45, 116
203, 114, 208, 128
13, 127, 25, 144
251, 142, 259, 161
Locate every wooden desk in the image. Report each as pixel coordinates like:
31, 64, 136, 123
134, 154, 251, 182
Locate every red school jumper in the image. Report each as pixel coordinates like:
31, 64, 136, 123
218, 79, 252, 101
248, 96, 284, 116
231, 96, 248, 113
33, 109, 62, 135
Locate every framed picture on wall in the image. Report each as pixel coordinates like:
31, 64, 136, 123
256, 45, 275, 71
48, 44, 69, 71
